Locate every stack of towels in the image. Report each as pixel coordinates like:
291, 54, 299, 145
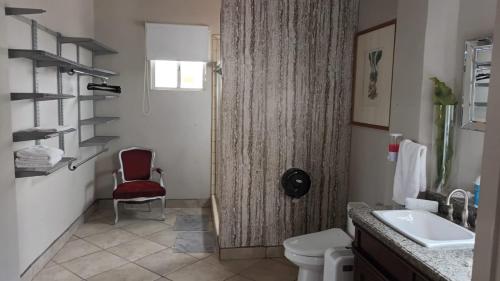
25, 125, 73, 133
15, 145, 64, 168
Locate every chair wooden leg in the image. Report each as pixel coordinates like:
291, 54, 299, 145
160, 197, 166, 221
114, 200, 119, 225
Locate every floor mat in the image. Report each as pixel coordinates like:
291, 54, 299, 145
174, 214, 210, 231
174, 231, 216, 253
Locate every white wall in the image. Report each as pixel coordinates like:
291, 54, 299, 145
349, 0, 399, 206
358, 0, 398, 31
448, 0, 497, 188
350, 0, 496, 206
5, 0, 97, 273
472, 2, 500, 278
0, 2, 20, 280
93, 0, 221, 200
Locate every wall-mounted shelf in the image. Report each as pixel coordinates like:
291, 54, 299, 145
5, 7, 46, 16
13, 128, 76, 142
11, 92, 74, 101
8, 49, 117, 78
474, 82, 489, 87
60, 37, 118, 56
15, 157, 76, 178
79, 93, 120, 101
80, 136, 119, 147
80, 117, 119, 126
8, 10, 120, 175
475, 62, 491, 68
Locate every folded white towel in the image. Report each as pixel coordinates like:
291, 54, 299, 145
16, 156, 61, 165
16, 163, 54, 168
15, 155, 62, 168
16, 145, 64, 160
16, 163, 54, 166
393, 139, 427, 205
16, 163, 55, 168
24, 126, 73, 133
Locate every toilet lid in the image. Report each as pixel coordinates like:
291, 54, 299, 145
283, 228, 352, 257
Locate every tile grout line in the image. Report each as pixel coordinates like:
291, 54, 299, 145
56, 244, 133, 279
47, 208, 217, 281
129, 253, 189, 278
117, 221, 174, 236
162, 257, 212, 279
51, 240, 102, 265
104, 241, 166, 263
88, 261, 161, 281
84, 235, 142, 251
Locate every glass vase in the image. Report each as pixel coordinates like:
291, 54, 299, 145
434, 104, 455, 193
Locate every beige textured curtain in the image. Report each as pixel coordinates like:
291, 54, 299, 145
217, 0, 359, 248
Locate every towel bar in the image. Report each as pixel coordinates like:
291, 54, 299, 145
67, 68, 110, 81
68, 148, 108, 171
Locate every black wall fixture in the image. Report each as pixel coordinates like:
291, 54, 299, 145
281, 168, 311, 199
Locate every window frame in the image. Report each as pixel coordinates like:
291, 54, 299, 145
150, 60, 206, 92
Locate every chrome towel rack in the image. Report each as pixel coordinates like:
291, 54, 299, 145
66, 68, 109, 81
68, 148, 108, 171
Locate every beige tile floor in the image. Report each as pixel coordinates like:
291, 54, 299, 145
33, 206, 298, 281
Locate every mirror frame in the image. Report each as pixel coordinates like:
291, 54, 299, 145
461, 37, 492, 132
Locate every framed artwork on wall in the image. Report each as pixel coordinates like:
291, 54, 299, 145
352, 20, 397, 130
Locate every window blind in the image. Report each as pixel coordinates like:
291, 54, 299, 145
145, 23, 209, 62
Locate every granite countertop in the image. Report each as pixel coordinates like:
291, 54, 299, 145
350, 205, 473, 281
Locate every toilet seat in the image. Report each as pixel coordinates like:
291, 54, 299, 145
283, 228, 352, 257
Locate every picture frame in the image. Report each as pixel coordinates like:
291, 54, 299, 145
352, 20, 397, 130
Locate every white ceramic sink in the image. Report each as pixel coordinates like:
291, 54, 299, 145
372, 210, 475, 248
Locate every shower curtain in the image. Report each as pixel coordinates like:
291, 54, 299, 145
217, 0, 359, 248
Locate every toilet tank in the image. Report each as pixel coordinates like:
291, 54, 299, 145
323, 247, 354, 281
346, 202, 368, 237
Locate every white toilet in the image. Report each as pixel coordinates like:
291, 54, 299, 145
283, 202, 365, 281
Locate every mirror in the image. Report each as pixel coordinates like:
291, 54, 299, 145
461, 37, 492, 131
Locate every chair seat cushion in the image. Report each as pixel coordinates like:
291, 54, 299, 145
113, 181, 165, 199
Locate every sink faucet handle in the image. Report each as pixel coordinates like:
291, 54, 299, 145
462, 208, 470, 228
446, 204, 454, 221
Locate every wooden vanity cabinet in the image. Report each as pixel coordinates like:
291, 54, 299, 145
353, 249, 389, 281
352, 223, 432, 281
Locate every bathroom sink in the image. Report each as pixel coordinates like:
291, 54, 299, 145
372, 210, 475, 248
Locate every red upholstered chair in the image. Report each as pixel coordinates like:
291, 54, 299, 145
112, 147, 166, 224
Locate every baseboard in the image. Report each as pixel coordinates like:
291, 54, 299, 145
96, 198, 211, 208
219, 245, 285, 260
20, 201, 98, 281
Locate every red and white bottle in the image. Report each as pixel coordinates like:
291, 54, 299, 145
388, 133, 403, 162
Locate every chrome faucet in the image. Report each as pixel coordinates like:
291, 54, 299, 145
446, 189, 470, 228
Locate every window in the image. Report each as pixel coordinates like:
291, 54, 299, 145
151, 60, 205, 90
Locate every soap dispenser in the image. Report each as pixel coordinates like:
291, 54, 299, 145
474, 176, 481, 208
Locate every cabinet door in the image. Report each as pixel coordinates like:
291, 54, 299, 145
354, 225, 433, 281
354, 254, 389, 281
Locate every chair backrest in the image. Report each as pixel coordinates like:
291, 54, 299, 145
119, 147, 154, 181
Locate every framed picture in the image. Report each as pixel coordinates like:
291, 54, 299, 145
352, 20, 396, 130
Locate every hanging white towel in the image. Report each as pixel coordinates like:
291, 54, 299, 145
16, 145, 64, 160
393, 139, 427, 205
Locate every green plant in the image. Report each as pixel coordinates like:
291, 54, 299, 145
431, 77, 457, 191
430, 77, 458, 105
